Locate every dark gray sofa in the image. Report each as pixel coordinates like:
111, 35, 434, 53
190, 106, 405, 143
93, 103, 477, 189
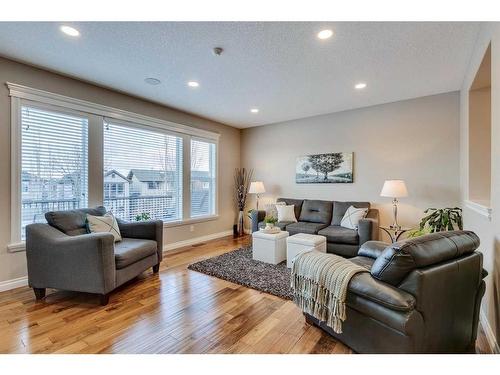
304, 231, 486, 353
251, 198, 379, 257
26, 206, 163, 305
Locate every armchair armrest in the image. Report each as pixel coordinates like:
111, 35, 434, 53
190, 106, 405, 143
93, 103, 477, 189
26, 223, 116, 294
358, 240, 389, 259
358, 208, 380, 244
117, 219, 163, 262
348, 272, 416, 312
250, 210, 266, 233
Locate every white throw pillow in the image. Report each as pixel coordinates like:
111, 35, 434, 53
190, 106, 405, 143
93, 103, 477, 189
276, 205, 297, 223
86, 212, 122, 242
264, 201, 285, 219
340, 206, 368, 230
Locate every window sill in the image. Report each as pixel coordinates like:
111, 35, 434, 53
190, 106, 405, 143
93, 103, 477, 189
163, 215, 219, 228
7, 242, 26, 253
464, 200, 492, 220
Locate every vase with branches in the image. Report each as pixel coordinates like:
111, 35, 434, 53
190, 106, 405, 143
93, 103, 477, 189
234, 168, 253, 236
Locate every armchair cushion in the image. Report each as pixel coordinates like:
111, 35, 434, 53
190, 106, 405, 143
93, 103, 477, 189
358, 241, 388, 259
45, 206, 107, 236
114, 238, 158, 269
318, 225, 359, 245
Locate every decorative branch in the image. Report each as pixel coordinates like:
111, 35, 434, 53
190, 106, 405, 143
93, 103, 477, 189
234, 168, 253, 212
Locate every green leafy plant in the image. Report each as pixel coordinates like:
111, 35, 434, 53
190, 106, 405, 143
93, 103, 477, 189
263, 215, 278, 225
135, 212, 151, 221
407, 207, 463, 238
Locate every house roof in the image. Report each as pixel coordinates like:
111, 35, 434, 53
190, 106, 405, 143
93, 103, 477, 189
128, 169, 166, 182
104, 169, 130, 181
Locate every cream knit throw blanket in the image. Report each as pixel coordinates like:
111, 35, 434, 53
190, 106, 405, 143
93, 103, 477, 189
291, 251, 368, 334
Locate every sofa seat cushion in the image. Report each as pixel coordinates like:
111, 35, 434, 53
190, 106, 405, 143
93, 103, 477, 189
258, 221, 294, 230
114, 238, 157, 269
286, 222, 329, 236
318, 225, 359, 245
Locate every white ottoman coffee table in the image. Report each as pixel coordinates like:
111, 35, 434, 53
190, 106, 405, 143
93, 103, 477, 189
286, 233, 327, 268
252, 230, 289, 264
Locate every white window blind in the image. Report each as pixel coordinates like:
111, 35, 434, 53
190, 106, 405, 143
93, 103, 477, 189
191, 139, 216, 217
21, 106, 89, 239
103, 120, 183, 222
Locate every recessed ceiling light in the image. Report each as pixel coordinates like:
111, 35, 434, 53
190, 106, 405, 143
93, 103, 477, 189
60, 25, 80, 37
317, 29, 333, 40
250, 108, 259, 113
355, 82, 367, 90
144, 78, 161, 85
187, 81, 199, 88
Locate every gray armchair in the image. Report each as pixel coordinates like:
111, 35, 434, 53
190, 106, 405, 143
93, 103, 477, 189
26, 206, 163, 305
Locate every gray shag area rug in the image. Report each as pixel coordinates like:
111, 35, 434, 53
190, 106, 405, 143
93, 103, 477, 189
187, 246, 293, 300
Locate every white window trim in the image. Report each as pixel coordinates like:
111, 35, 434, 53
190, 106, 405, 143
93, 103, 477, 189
7, 83, 220, 252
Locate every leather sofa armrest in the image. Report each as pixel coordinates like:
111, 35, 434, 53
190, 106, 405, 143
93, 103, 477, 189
251, 210, 266, 233
358, 240, 388, 259
358, 209, 379, 244
348, 272, 416, 312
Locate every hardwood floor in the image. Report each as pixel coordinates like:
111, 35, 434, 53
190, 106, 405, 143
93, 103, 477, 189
0, 235, 492, 354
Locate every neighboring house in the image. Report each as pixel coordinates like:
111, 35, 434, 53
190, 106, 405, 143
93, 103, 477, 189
127, 169, 171, 196
104, 170, 130, 219
104, 170, 130, 199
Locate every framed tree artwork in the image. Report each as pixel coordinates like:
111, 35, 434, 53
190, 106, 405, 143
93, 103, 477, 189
296, 152, 353, 183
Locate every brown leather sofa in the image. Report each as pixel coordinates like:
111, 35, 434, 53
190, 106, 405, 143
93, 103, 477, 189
304, 231, 486, 353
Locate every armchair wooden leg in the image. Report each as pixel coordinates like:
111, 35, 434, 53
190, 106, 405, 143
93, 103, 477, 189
33, 288, 46, 300
152, 264, 160, 273
99, 293, 110, 306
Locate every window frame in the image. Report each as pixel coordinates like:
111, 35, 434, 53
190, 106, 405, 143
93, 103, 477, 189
7, 83, 219, 252
190, 137, 218, 219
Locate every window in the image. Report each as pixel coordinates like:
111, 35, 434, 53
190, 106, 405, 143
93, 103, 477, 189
191, 139, 216, 217
20, 105, 88, 239
103, 120, 183, 222
9, 84, 219, 250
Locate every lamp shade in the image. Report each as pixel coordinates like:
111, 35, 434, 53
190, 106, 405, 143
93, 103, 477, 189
249, 181, 266, 194
380, 180, 408, 198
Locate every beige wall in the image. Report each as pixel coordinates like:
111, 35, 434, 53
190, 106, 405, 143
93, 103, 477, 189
460, 23, 500, 350
0, 57, 240, 283
241, 92, 461, 240
468, 87, 491, 204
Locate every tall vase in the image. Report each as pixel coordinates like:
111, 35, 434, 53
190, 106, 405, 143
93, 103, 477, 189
237, 210, 244, 237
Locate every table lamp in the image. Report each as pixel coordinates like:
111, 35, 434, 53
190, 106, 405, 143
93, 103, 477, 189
249, 181, 266, 211
380, 180, 408, 230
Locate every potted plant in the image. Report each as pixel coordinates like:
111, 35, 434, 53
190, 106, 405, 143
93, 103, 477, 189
263, 215, 278, 230
407, 207, 463, 238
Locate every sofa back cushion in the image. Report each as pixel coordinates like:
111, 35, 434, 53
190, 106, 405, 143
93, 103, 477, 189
371, 230, 480, 286
277, 198, 303, 220
298, 199, 333, 224
332, 201, 371, 225
45, 206, 107, 236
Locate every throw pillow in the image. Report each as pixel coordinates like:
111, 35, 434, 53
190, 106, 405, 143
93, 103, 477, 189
86, 212, 122, 242
276, 205, 297, 223
340, 205, 369, 230
264, 201, 285, 219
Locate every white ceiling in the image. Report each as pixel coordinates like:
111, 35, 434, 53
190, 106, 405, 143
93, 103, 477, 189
0, 22, 481, 128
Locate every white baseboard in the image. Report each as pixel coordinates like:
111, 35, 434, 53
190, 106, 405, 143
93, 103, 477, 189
0, 276, 28, 292
163, 230, 234, 252
480, 309, 500, 353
